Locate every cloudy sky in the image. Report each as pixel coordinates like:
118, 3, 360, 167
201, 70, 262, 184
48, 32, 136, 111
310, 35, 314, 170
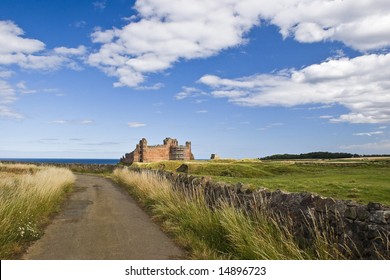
1, 0, 390, 159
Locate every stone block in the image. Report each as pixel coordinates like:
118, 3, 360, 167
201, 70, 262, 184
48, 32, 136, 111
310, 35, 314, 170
356, 206, 370, 221
369, 211, 390, 224
345, 207, 358, 220
367, 202, 382, 211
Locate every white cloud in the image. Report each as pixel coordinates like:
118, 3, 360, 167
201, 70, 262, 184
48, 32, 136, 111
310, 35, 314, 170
0, 21, 58, 69
175, 87, 207, 100
0, 105, 23, 119
54, 46, 87, 56
89, 0, 262, 87
14, 54, 66, 70
0, 20, 86, 70
16, 81, 37, 94
196, 110, 208, 114
79, 119, 94, 125
199, 53, 390, 124
16, 81, 26, 90
0, 80, 16, 104
0, 21, 45, 54
48, 119, 94, 125
128, 122, 146, 128
258, 0, 390, 51
308, 105, 333, 110
353, 131, 384, 137
88, 1, 390, 88
0, 79, 22, 119
0, 70, 14, 78
341, 140, 390, 152
135, 82, 164, 90
0, 19, 88, 120
90, 27, 115, 44
49, 120, 68, 124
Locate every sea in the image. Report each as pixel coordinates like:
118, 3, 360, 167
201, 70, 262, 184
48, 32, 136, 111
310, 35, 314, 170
0, 158, 119, 165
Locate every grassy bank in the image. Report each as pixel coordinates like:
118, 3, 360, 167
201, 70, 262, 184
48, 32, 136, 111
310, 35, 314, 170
0, 161, 117, 175
130, 159, 390, 205
0, 163, 75, 259
113, 168, 352, 260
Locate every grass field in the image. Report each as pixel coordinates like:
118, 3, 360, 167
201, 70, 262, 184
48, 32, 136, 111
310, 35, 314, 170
0, 163, 75, 259
130, 158, 390, 205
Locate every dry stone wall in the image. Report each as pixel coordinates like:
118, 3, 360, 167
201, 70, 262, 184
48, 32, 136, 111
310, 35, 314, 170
133, 168, 390, 259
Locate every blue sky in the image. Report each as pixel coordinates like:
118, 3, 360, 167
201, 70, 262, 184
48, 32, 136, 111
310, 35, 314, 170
1, 0, 390, 159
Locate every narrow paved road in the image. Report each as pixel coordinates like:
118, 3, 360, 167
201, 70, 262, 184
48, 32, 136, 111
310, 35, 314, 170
23, 174, 185, 260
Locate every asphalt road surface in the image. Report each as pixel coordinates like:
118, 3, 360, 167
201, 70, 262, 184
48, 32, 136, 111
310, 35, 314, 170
23, 174, 185, 260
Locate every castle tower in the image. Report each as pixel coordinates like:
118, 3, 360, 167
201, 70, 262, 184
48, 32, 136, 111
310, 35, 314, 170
139, 138, 147, 162
120, 137, 194, 164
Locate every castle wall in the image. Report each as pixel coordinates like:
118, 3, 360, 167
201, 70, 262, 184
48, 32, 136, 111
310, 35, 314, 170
120, 138, 193, 164
184, 148, 193, 160
132, 146, 140, 162
143, 146, 170, 162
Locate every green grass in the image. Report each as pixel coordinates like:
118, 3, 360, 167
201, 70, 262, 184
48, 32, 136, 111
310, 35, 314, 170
211, 162, 390, 205
130, 159, 390, 205
113, 168, 354, 259
0, 163, 75, 259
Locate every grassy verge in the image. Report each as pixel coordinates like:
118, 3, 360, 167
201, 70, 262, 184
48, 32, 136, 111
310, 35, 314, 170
57, 163, 116, 175
130, 159, 390, 205
0, 163, 75, 259
113, 168, 352, 260
0, 161, 117, 175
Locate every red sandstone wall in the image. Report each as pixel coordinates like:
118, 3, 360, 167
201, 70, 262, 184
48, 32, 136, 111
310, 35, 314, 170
133, 147, 140, 162
143, 146, 170, 162
121, 138, 194, 164
184, 149, 192, 160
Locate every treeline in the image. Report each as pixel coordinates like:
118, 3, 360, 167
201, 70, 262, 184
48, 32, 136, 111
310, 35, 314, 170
260, 152, 390, 160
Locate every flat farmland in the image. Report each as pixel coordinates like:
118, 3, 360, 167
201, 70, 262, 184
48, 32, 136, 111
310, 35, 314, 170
130, 158, 390, 206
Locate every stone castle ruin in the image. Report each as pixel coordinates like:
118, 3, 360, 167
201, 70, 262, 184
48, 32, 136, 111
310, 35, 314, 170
120, 137, 194, 164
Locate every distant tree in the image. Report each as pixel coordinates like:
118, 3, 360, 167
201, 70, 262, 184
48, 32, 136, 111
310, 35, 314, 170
362, 154, 390, 158
260, 152, 362, 160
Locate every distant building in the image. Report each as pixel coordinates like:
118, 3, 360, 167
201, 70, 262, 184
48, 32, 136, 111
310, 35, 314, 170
210, 154, 220, 160
120, 137, 194, 164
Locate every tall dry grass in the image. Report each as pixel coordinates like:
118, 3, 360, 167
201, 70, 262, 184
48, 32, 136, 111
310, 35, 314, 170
113, 168, 351, 260
113, 168, 230, 259
0, 163, 75, 259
